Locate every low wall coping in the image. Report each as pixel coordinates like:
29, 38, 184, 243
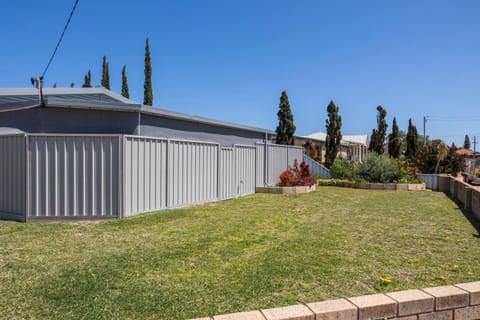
191, 281, 480, 320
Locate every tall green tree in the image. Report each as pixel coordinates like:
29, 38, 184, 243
101, 56, 110, 90
121, 65, 130, 99
388, 117, 401, 158
464, 134, 471, 149
405, 118, 418, 159
368, 105, 388, 154
143, 38, 153, 106
82, 70, 92, 88
324, 100, 342, 168
275, 91, 296, 145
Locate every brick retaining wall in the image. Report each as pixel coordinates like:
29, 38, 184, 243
192, 282, 480, 320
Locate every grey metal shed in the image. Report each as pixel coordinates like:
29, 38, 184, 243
0, 88, 273, 146
0, 88, 306, 222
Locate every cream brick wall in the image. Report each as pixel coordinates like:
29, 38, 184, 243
192, 282, 480, 320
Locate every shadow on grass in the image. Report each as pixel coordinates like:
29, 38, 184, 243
451, 199, 480, 238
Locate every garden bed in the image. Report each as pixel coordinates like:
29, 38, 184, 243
358, 182, 426, 191
256, 184, 316, 194
317, 179, 426, 191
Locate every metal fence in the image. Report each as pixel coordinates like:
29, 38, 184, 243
0, 134, 303, 221
0, 134, 26, 221
27, 135, 122, 220
255, 143, 304, 186
417, 173, 439, 191
303, 154, 331, 179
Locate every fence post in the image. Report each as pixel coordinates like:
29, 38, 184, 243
264, 137, 268, 186
217, 145, 221, 201
119, 135, 124, 219
166, 139, 170, 208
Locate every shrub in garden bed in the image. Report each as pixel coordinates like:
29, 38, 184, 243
330, 159, 355, 180
279, 160, 317, 187
317, 179, 358, 188
355, 153, 401, 183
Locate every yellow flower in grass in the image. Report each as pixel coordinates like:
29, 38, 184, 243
439, 275, 446, 281
380, 276, 392, 284
468, 272, 474, 276
453, 264, 459, 271
394, 287, 401, 291
429, 282, 435, 287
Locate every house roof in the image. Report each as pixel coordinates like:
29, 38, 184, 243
0, 87, 274, 135
342, 134, 369, 145
301, 131, 368, 146
456, 148, 474, 156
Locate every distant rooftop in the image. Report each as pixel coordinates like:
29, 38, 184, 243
301, 130, 368, 146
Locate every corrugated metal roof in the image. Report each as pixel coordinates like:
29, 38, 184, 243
0, 87, 274, 134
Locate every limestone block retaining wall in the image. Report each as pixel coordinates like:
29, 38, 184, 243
192, 282, 480, 320
418, 174, 480, 220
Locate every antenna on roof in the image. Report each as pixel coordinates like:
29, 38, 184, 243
30, 76, 45, 107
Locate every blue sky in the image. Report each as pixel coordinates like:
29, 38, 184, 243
1, 1, 480, 147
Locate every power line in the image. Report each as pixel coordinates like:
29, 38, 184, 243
428, 116, 480, 122
40, 0, 80, 78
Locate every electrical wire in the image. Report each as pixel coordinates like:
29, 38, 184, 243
41, 0, 80, 78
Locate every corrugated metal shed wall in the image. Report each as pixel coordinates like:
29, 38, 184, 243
268, 144, 303, 185
123, 136, 167, 217
0, 134, 306, 221
0, 134, 26, 220
267, 144, 289, 185
167, 140, 219, 208
255, 143, 265, 186
287, 147, 304, 166
219, 147, 235, 200
27, 135, 121, 219
235, 145, 256, 196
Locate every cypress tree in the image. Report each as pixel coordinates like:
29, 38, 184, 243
82, 70, 92, 88
101, 55, 110, 90
369, 106, 388, 154
388, 117, 401, 158
324, 100, 342, 168
121, 65, 130, 99
464, 134, 471, 149
405, 118, 418, 159
143, 38, 153, 106
275, 91, 296, 145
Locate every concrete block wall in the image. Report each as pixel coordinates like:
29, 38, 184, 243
191, 282, 480, 320
445, 176, 479, 217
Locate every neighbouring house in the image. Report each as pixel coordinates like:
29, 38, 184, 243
295, 131, 369, 163
455, 148, 474, 157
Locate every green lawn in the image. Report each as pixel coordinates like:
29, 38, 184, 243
1, 187, 479, 319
